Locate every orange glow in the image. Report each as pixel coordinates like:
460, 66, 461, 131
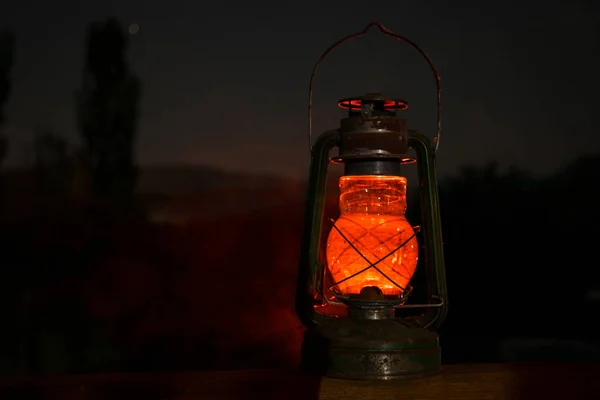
337, 99, 408, 111
325, 175, 418, 297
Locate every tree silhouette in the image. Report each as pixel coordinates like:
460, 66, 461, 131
0, 29, 14, 169
435, 156, 600, 363
75, 18, 141, 198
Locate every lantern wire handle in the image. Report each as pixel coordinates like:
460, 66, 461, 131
308, 22, 442, 154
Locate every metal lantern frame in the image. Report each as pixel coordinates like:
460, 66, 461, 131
295, 23, 449, 380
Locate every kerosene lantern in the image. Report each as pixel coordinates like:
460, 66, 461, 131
295, 23, 448, 380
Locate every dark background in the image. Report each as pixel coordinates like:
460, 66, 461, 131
0, 0, 599, 375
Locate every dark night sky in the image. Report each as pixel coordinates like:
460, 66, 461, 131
1, 0, 599, 179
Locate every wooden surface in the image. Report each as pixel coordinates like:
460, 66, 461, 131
1, 363, 599, 399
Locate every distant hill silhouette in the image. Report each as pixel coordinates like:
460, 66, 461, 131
137, 164, 298, 195
136, 164, 310, 223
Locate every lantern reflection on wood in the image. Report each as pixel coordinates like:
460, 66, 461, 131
295, 23, 448, 380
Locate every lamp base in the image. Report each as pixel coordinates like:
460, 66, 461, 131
301, 316, 441, 380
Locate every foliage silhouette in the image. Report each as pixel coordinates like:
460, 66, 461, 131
75, 18, 141, 198
437, 157, 600, 362
0, 29, 14, 168
0, 155, 599, 372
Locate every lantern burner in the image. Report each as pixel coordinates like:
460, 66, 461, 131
334, 286, 412, 319
344, 287, 396, 320
337, 93, 408, 117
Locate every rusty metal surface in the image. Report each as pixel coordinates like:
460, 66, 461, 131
302, 316, 441, 380
327, 349, 441, 380
337, 116, 408, 160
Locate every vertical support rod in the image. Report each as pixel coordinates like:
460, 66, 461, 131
296, 130, 340, 327
409, 130, 448, 329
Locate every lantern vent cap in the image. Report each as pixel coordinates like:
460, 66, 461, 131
337, 93, 408, 112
